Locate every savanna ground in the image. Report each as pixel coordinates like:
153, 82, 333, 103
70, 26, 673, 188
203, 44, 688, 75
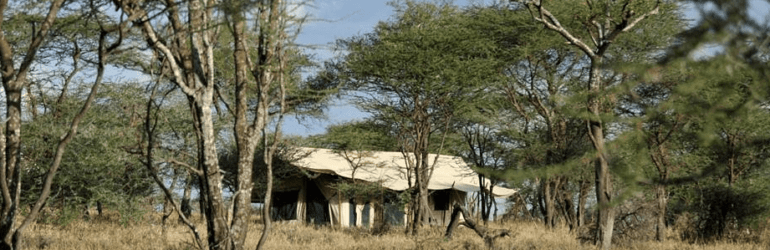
18, 210, 770, 250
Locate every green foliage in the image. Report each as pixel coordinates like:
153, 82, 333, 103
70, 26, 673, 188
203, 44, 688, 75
21, 83, 154, 222
219, 138, 311, 195
340, 0, 505, 134
671, 181, 770, 241
333, 182, 384, 203
306, 120, 399, 152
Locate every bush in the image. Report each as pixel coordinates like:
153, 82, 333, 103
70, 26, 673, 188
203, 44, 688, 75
692, 184, 769, 241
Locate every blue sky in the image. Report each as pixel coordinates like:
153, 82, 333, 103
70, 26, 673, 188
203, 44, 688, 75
282, 1, 396, 137
283, 0, 487, 136
281, 0, 770, 137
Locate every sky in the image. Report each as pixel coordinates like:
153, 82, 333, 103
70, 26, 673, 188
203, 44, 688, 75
280, 1, 392, 136
282, 0, 489, 136
281, 0, 770, 137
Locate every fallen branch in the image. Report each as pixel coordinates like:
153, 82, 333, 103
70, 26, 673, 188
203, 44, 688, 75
445, 203, 512, 249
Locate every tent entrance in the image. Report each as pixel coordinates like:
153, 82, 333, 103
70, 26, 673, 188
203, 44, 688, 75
305, 180, 330, 225
271, 190, 299, 221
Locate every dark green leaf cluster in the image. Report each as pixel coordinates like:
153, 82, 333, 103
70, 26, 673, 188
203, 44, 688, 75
21, 83, 155, 223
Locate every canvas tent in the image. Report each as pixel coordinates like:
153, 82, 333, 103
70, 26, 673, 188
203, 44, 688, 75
254, 147, 516, 227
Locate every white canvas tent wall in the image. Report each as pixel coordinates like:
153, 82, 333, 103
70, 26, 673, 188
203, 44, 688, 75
263, 147, 517, 227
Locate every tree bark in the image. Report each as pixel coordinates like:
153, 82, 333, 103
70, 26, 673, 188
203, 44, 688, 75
559, 181, 577, 231
257, 159, 273, 249
197, 102, 230, 250
542, 178, 555, 227
444, 204, 510, 249
589, 58, 614, 250
542, 177, 565, 228
655, 184, 668, 241
577, 179, 591, 227
230, 8, 257, 250
180, 173, 194, 221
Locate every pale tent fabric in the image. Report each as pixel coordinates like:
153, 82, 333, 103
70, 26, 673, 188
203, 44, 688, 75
272, 147, 516, 227
368, 203, 375, 226
327, 193, 346, 226
339, 200, 351, 227
352, 200, 375, 227
292, 147, 517, 198
355, 203, 364, 227
313, 177, 347, 226
295, 186, 306, 221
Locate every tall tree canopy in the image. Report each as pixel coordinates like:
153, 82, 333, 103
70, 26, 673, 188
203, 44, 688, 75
338, 0, 506, 233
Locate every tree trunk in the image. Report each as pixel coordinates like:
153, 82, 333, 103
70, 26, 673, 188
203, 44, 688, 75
479, 176, 487, 224
257, 159, 273, 249
231, 11, 258, 249
198, 176, 207, 222
577, 179, 590, 227
444, 204, 510, 249
560, 181, 577, 231
419, 184, 431, 225
542, 179, 554, 227
542, 177, 563, 228
0, 84, 22, 250
405, 193, 414, 234
196, 102, 231, 250
589, 58, 614, 250
493, 197, 498, 221
478, 175, 494, 224
409, 166, 423, 234
410, 185, 428, 234
180, 174, 194, 222
162, 174, 179, 234
655, 184, 667, 241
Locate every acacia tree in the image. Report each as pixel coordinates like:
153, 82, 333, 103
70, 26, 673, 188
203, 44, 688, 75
23, 83, 155, 223
503, 45, 592, 230
115, 0, 309, 248
226, 0, 293, 248
339, 1, 503, 234
664, 0, 770, 240
0, 4, 67, 247
517, 1, 677, 247
112, 0, 233, 248
454, 122, 510, 224
616, 70, 691, 241
0, 0, 130, 247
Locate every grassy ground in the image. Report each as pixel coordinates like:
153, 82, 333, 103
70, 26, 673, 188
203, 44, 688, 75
18, 212, 770, 250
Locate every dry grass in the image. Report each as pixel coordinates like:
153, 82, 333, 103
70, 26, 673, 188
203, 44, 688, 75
18, 212, 770, 250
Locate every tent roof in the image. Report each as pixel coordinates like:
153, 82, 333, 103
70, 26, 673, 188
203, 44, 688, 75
291, 147, 516, 198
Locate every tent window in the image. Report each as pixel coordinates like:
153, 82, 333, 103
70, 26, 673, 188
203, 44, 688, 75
271, 190, 299, 221
306, 181, 330, 225
432, 189, 451, 211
